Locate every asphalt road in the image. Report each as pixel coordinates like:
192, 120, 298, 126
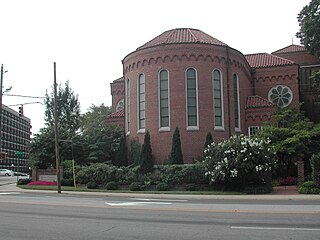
0, 192, 320, 240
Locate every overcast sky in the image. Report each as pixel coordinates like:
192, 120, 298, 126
0, 0, 311, 135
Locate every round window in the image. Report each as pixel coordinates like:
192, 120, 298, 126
268, 85, 292, 108
116, 99, 124, 112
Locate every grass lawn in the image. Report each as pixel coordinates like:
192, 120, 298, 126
18, 185, 244, 195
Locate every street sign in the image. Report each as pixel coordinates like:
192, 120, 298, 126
15, 151, 23, 156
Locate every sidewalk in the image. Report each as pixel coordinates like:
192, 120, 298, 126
2, 183, 320, 200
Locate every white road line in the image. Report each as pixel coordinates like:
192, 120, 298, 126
231, 226, 320, 231
106, 201, 173, 206
129, 198, 188, 202
0, 192, 20, 195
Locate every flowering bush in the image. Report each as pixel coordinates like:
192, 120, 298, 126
28, 181, 57, 186
203, 135, 277, 190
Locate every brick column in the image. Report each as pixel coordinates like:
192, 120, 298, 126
297, 160, 304, 185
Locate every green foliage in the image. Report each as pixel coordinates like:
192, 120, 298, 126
185, 184, 197, 191
87, 181, 98, 189
168, 127, 183, 164
17, 178, 32, 185
298, 181, 320, 194
129, 182, 144, 191
129, 139, 142, 165
203, 132, 213, 153
105, 181, 118, 190
80, 104, 111, 134
311, 70, 320, 92
203, 135, 276, 190
61, 178, 74, 186
140, 131, 154, 173
259, 107, 320, 177
156, 182, 170, 191
296, 0, 320, 58
113, 134, 128, 167
310, 152, 320, 188
44, 80, 81, 134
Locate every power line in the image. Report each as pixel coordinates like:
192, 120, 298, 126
3, 94, 45, 99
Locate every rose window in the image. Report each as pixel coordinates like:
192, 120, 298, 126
268, 85, 292, 108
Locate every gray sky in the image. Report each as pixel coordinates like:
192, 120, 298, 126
0, 0, 311, 135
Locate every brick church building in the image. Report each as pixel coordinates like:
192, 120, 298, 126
107, 28, 320, 164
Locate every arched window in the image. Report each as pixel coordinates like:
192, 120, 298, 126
138, 74, 146, 131
186, 68, 198, 129
125, 79, 130, 133
213, 69, 224, 129
159, 69, 170, 129
233, 74, 240, 130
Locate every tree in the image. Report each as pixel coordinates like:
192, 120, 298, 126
140, 131, 153, 173
44, 80, 81, 135
168, 127, 183, 164
297, 0, 320, 91
80, 104, 111, 134
113, 134, 128, 166
297, 0, 320, 58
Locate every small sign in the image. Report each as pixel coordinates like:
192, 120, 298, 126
15, 151, 23, 156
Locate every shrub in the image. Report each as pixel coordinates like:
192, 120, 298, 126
298, 181, 320, 194
129, 182, 144, 191
87, 181, 98, 189
311, 152, 320, 188
203, 135, 277, 191
61, 178, 74, 186
156, 182, 170, 191
168, 127, 183, 164
185, 184, 197, 191
105, 181, 118, 190
28, 181, 57, 186
17, 178, 32, 185
203, 132, 213, 153
140, 131, 154, 173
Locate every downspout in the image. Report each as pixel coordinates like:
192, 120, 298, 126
226, 46, 232, 137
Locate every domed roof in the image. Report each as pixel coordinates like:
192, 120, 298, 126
137, 28, 227, 50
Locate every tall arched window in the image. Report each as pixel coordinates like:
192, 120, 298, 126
186, 68, 198, 129
233, 74, 240, 130
213, 69, 224, 129
125, 79, 130, 133
159, 69, 170, 129
138, 74, 146, 131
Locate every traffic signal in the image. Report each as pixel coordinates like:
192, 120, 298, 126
19, 105, 24, 117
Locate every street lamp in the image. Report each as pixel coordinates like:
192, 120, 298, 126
0, 64, 8, 153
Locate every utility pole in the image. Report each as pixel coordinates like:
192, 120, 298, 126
54, 62, 61, 193
0, 64, 4, 152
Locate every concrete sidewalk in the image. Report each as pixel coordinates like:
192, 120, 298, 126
1, 183, 320, 201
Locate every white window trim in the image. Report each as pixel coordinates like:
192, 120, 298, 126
248, 126, 261, 137
185, 68, 199, 131
234, 74, 241, 132
137, 73, 146, 132
158, 69, 170, 132
213, 69, 225, 131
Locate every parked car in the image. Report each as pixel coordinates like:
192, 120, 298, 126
14, 172, 30, 178
0, 169, 13, 176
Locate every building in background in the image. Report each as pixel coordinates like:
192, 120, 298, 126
107, 28, 320, 164
0, 104, 31, 172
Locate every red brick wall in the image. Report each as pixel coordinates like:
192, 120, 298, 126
253, 64, 300, 108
273, 51, 320, 66
123, 44, 253, 164
110, 79, 125, 113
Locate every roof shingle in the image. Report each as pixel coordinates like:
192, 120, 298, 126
246, 96, 274, 109
245, 53, 295, 68
107, 110, 124, 118
137, 28, 226, 50
272, 44, 306, 54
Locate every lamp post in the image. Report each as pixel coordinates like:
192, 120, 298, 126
0, 64, 8, 153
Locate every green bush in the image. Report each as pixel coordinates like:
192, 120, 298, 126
298, 181, 320, 194
185, 183, 197, 191
61, 178, 74, 186
17, 178, 32, 185
129, 182, 144, 191
311, 152, 320, 188
87, 181, 98, 189
105, 181, 118, 190
156, 182, 170, 191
